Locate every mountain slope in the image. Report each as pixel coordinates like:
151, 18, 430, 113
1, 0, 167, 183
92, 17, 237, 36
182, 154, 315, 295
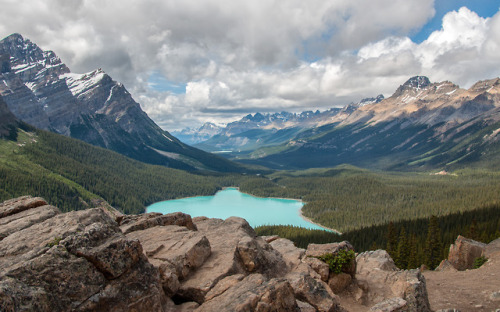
0, 117, 231, 214
240, 76, 500, 170
0, 33, 246, 172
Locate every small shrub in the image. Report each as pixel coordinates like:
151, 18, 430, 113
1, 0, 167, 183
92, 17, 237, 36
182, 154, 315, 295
46, 236, 62, 248
316, 249, 355, 274
473, 256, 487, 269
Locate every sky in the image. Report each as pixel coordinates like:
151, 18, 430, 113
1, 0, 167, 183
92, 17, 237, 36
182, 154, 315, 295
1, 0, 499, 131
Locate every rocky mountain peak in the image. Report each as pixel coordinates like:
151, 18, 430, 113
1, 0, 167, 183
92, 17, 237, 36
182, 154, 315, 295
403, 76, 431, 90
469, 77, 500, 94
392, 76, 431, 98
359, 94, 385, 106
0, 33, 44, 64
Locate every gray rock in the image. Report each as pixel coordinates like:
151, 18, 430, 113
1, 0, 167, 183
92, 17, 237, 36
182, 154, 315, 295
491, 291, 500, 300
176, 217, 286, 304
119, 212, 197, 234
435, 259, 457, 272
355, 250, 431, 312
0, 196, 47, 218
0, 200, 168, 312
270, 237, 305, 270
370, 297, 407, 312
303, 256, 330, 282
0, 204, 59, 241
328, 272, 352, 294
286, 271, 342, 312
447, 235, 486, 270
126, 224, 211, 296
197, 274, 299, 312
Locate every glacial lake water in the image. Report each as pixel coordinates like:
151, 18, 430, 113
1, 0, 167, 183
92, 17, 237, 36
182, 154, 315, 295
147, 188, 329, 231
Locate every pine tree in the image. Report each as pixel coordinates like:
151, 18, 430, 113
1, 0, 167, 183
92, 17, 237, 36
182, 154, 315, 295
468, 218, 479, 241
407, 233, 418, 269
424, 215, 442, 269
395, 228, 409, 269
386, 221, 398, 258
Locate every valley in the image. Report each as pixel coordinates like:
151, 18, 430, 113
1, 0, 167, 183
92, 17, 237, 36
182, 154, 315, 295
0, 31, 499, 311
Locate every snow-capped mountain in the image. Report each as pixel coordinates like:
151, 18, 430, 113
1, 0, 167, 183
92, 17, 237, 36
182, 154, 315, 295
240, 76, 500, 170
0, 34, 246, 172
172, 122, 224, 145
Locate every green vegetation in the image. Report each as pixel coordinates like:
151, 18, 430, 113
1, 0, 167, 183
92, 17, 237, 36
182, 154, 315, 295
257, 203, 500, 270
0, 129, 246, 213
46, 236, 62, 248
241, 166, 500, 232
473, 256, 488, 269
315, 249, 355, 274
1, 128, 499, 272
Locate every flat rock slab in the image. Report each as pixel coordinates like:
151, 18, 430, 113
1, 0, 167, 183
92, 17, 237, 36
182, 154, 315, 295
0, 205, 59, 241
0, 196, 47, 218
120, 212, 197, 234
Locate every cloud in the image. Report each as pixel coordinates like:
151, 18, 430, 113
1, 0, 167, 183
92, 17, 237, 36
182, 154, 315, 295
1, 1, 499, 130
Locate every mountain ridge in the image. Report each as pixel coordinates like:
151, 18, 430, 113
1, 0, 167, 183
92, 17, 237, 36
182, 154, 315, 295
0, 33, 247, 173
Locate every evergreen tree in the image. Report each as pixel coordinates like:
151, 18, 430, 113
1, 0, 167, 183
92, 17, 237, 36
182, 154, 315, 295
407, 234, 418, 269
395, 228, 409, 269
468, 219, 479, 241
424, 215, 442, 269
386, 221, 398, 258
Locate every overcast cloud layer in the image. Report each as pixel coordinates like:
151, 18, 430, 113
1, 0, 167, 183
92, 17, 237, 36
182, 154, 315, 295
1, 1, 499, 130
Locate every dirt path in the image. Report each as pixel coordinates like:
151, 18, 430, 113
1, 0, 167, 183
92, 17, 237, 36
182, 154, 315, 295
423, 247, 500, 312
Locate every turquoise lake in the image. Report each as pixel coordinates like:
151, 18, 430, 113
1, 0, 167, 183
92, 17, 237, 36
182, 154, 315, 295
147, 188, 329, 231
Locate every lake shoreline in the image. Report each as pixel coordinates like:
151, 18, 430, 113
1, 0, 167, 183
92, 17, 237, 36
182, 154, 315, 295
148, 186, 342, 233
222, 187, 343, 234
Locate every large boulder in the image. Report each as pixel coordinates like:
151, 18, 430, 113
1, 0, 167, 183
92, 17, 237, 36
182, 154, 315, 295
0, 197, 168, 312
286, 270, 344, 312
447, 235, 486, 271
197, 274, 299, 312
355, 250, 431, 312
175, 216, 287, 304
126, 224, 211, 296
119, 211, 197, 234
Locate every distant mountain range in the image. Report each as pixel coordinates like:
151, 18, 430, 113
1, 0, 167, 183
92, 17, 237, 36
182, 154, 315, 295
0, 34, 246, 172
182, 76, 500, 170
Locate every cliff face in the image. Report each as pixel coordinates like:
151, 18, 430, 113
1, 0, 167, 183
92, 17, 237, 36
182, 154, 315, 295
0, 196, 432, 312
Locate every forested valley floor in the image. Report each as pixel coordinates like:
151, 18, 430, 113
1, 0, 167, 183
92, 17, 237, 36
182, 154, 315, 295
1, 129, 499, 269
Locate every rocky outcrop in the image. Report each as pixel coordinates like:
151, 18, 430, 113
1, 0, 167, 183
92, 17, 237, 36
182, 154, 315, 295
0, 196, 434, 311
0, 198, 167, 312
447, 235, 486, 270
354, 250, 431, 312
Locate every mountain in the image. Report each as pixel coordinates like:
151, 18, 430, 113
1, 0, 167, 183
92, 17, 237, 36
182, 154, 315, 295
0, 33, 246, 172
235, 76, 500, 170
189, 96, 385, 153
172, 122, 224, 145
0, 95, 22, 140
